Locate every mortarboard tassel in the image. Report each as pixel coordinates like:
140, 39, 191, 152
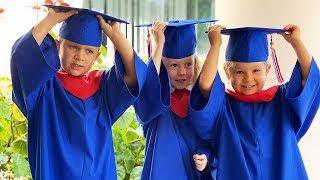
270, 35, 284, 83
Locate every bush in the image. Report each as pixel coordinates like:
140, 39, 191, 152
0, 77, 31, 179
113, 109, 145, 180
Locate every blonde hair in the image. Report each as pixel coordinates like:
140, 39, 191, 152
223, 61, 235, 72
193, 55, 201, 84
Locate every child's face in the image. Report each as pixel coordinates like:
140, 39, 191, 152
58, 39, 100, 76
163, 55, 195, 90
225, 62, 271, 95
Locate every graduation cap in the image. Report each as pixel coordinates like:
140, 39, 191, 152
221, 27, 286, 83
136, 19, 217, 59
43, 5, 129, 47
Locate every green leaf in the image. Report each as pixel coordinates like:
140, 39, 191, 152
11, 154, 31, 177
115, 112, 134, 130
92, 45, 108, 70
131, 166, 143, 180
11, 139, 27, 157
124, 154, 135, 173
126, 129, 140, 144
11, 104, 27, 122
0, 77, 10, 81
112, 110, 145, 178
0, 119, 11, 143
0, 99, 11, 120
49, 30, 58, 39
117, 165, 126, 179
0, 153, 9, 165
99, 45, 107, 58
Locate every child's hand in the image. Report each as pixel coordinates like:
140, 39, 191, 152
57, 0, 70, 6
97, 15, 122, 39
280, 24, 302, 46
46, 8, 77, 25
151, 21, 168, 47
193, 154, 208, 171
32, 8, 77, 45
207, 25, 225, 47
149, 21, 167, 74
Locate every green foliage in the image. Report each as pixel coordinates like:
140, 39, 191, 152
0, 77, 31, 179
113, 109, 145, 180
11, 154, 30, 178
92, 45, 110, 70
49, 30, 59, 40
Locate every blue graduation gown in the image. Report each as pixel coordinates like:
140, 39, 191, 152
189, 59, 319, 180
10, 30, 146, 179
134, 60, 214, 180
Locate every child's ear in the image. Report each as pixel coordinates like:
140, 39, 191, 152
266, 63, 271, 74
224, 66, 231, 80
161, 58, 168, 67
55, 39, 61, 51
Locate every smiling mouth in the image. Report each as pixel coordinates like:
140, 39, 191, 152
242, 84, 256, 89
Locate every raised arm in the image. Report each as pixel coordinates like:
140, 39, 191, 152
199, 25, 224, 99
32, 8, 77, 45
98, 16, 138, 89
150, 21, 167, 74
281, 24, 312, 85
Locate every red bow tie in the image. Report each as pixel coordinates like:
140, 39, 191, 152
170, 89, 190, 118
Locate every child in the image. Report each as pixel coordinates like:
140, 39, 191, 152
10, 5, 146, 179
134, 20, 216, 180
191, 24, 319, 179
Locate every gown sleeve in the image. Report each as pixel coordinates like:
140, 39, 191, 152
11, 30, 60, 116
103, 50, 147, 124
133, 60, 170, 125
281, 58, 320, 141
188, 73, 226, 140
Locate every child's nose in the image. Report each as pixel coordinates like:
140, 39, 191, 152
244, 73, 254, 82
74, 50, 85, 61
178, 67, 187, 75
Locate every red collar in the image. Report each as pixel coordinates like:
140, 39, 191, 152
170, 89, 190, 119
56, 70, 104, 100
226, 86, 279, 103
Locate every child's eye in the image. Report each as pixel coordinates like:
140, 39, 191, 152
86, 49, 94, 54
170, 64, 178, 68
253, 69, 261, 73
186, 63, 193, 68
235, 70, 244, 74
69, 45, 78, 51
